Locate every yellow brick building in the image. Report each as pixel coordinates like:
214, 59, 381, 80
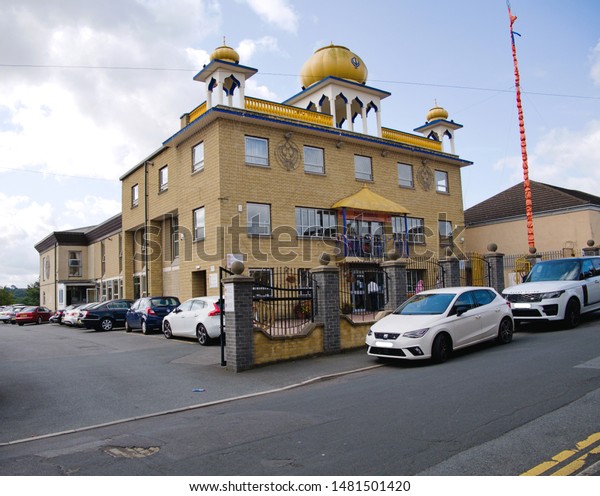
39, 42, 472, 306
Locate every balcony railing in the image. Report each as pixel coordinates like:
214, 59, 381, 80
186, 99, 443, 153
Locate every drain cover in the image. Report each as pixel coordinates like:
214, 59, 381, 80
104, 446, 160, 459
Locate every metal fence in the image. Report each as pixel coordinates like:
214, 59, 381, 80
250, 267, 316, 336
405, 256, 445, 296
339, 264, 388, 321
459, 253, 491, 287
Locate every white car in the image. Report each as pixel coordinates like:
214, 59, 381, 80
162, 296, 222, 345
366, 287, 513, 363
502, 257, 600, 329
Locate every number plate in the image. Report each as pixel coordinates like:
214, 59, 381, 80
375, 341, 394, 348
513, 303, 532, 309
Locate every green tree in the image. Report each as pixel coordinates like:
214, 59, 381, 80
22, 280, 40, 306
0, 287, 15, 305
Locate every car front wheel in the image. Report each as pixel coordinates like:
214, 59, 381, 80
496, 317, 513, 344
197, 324, 210, 346
432, 333, 451, 363
563, 298, 581, 329
100, 318, 114, 331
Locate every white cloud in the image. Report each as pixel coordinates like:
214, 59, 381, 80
0, 193, 55, 287
492, 120, 600, 195
63, 196, 121, 225
590, 39, 600, 86
243, 0, 299, 33
237, 36, 280, 62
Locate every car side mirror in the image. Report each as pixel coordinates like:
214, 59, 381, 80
455, 305, 470, 317
174, 308, 181, 314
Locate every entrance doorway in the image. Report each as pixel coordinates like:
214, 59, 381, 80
192, 270, 207, 297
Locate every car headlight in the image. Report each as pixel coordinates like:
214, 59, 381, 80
541, 290, 565, 299
403, 328, 430, 338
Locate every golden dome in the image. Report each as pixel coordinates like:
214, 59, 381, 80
210, 42, 240, 64
300, 44, 368, 89
426, 103, 449, 122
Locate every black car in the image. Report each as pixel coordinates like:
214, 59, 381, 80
80, 299, 133, 331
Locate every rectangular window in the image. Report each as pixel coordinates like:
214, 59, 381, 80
171, 216, 179, 259
354, 155, 373, 181
192, 142, 204, 172
68, 251, 82, 277
439, 220, 453, 245
193, 207, 205, 241
435, 170, 449, 193
131, 184, 139, 207
295, 207, 337, 237
247, 202, 271, 235
393, 216, 425, 244
245, 136, 269, 166
398, 163, 414, 188
159, 165, 168, 191
304, 146, 324, 174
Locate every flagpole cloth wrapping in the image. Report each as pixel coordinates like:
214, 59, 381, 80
507, 1, 536, 248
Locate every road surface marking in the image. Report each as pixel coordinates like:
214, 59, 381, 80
521, 432, 600, 476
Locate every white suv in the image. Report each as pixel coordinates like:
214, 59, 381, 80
502, 257, 600, 329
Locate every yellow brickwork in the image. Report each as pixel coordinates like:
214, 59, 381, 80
340, 318, 372, 350
253, 325, 324, 365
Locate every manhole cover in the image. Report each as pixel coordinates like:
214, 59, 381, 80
103, 446, 160, 459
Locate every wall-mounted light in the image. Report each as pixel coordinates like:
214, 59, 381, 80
284, 131, 293, 139
381, 150, 388, 157
336, 141, 344, 149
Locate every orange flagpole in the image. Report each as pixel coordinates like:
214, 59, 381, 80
507, 1, 535, 248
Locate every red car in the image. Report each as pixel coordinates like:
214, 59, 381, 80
15, 306, 53, 326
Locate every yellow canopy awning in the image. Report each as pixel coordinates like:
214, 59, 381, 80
332, 185, 410, 214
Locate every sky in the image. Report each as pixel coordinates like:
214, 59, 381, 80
1, 0, 599, 288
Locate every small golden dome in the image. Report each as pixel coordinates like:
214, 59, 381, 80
426, 103, 449, 122
300, 44, 368, 89
210, 41, 240, 64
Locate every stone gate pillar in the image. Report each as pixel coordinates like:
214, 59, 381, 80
484, 243, 505, 293
222, 261, 254, 373
311, 254, 340, 355
440, 257, 461, 287
382, 257, 408, 311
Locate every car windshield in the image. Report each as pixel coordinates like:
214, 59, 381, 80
150, 297, 179, 307
525, 259, 581, 282
22, 306, 37, 312
393, 293, 456, 315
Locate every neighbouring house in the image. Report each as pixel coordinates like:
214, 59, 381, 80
35, 214, 122, 310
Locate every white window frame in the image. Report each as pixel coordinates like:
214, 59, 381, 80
398, 163, 414, 188
438, 219, 453, 245
192, 142, 204, 172
68, 251, 82, 277
159, 165, 168, 192
393, 216, 425, 244
245, 136, 269, 166
131, 184, 139, 207
303, 146, 325, 174
193, 207, 205, 241
295, 207, 337, 237
247, 203, 271, 236
435, 170, 449, 193
354, 155, 373, 181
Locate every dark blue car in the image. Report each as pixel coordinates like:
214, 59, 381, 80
125, 296, 180, 334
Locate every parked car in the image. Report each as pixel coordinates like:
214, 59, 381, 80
15, 306, 53, 326
62, 304, 84, 326
162, 296, 222, 345
49, 309, 64, 324
366, 287, 514, 363
502, 256, 600, 329
0, 305, 26, 324
80, 299, 133, 331
73, 302, 100, 327
125, 296, 180, 334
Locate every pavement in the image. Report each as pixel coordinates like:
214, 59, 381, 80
1, 342, 381, 447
